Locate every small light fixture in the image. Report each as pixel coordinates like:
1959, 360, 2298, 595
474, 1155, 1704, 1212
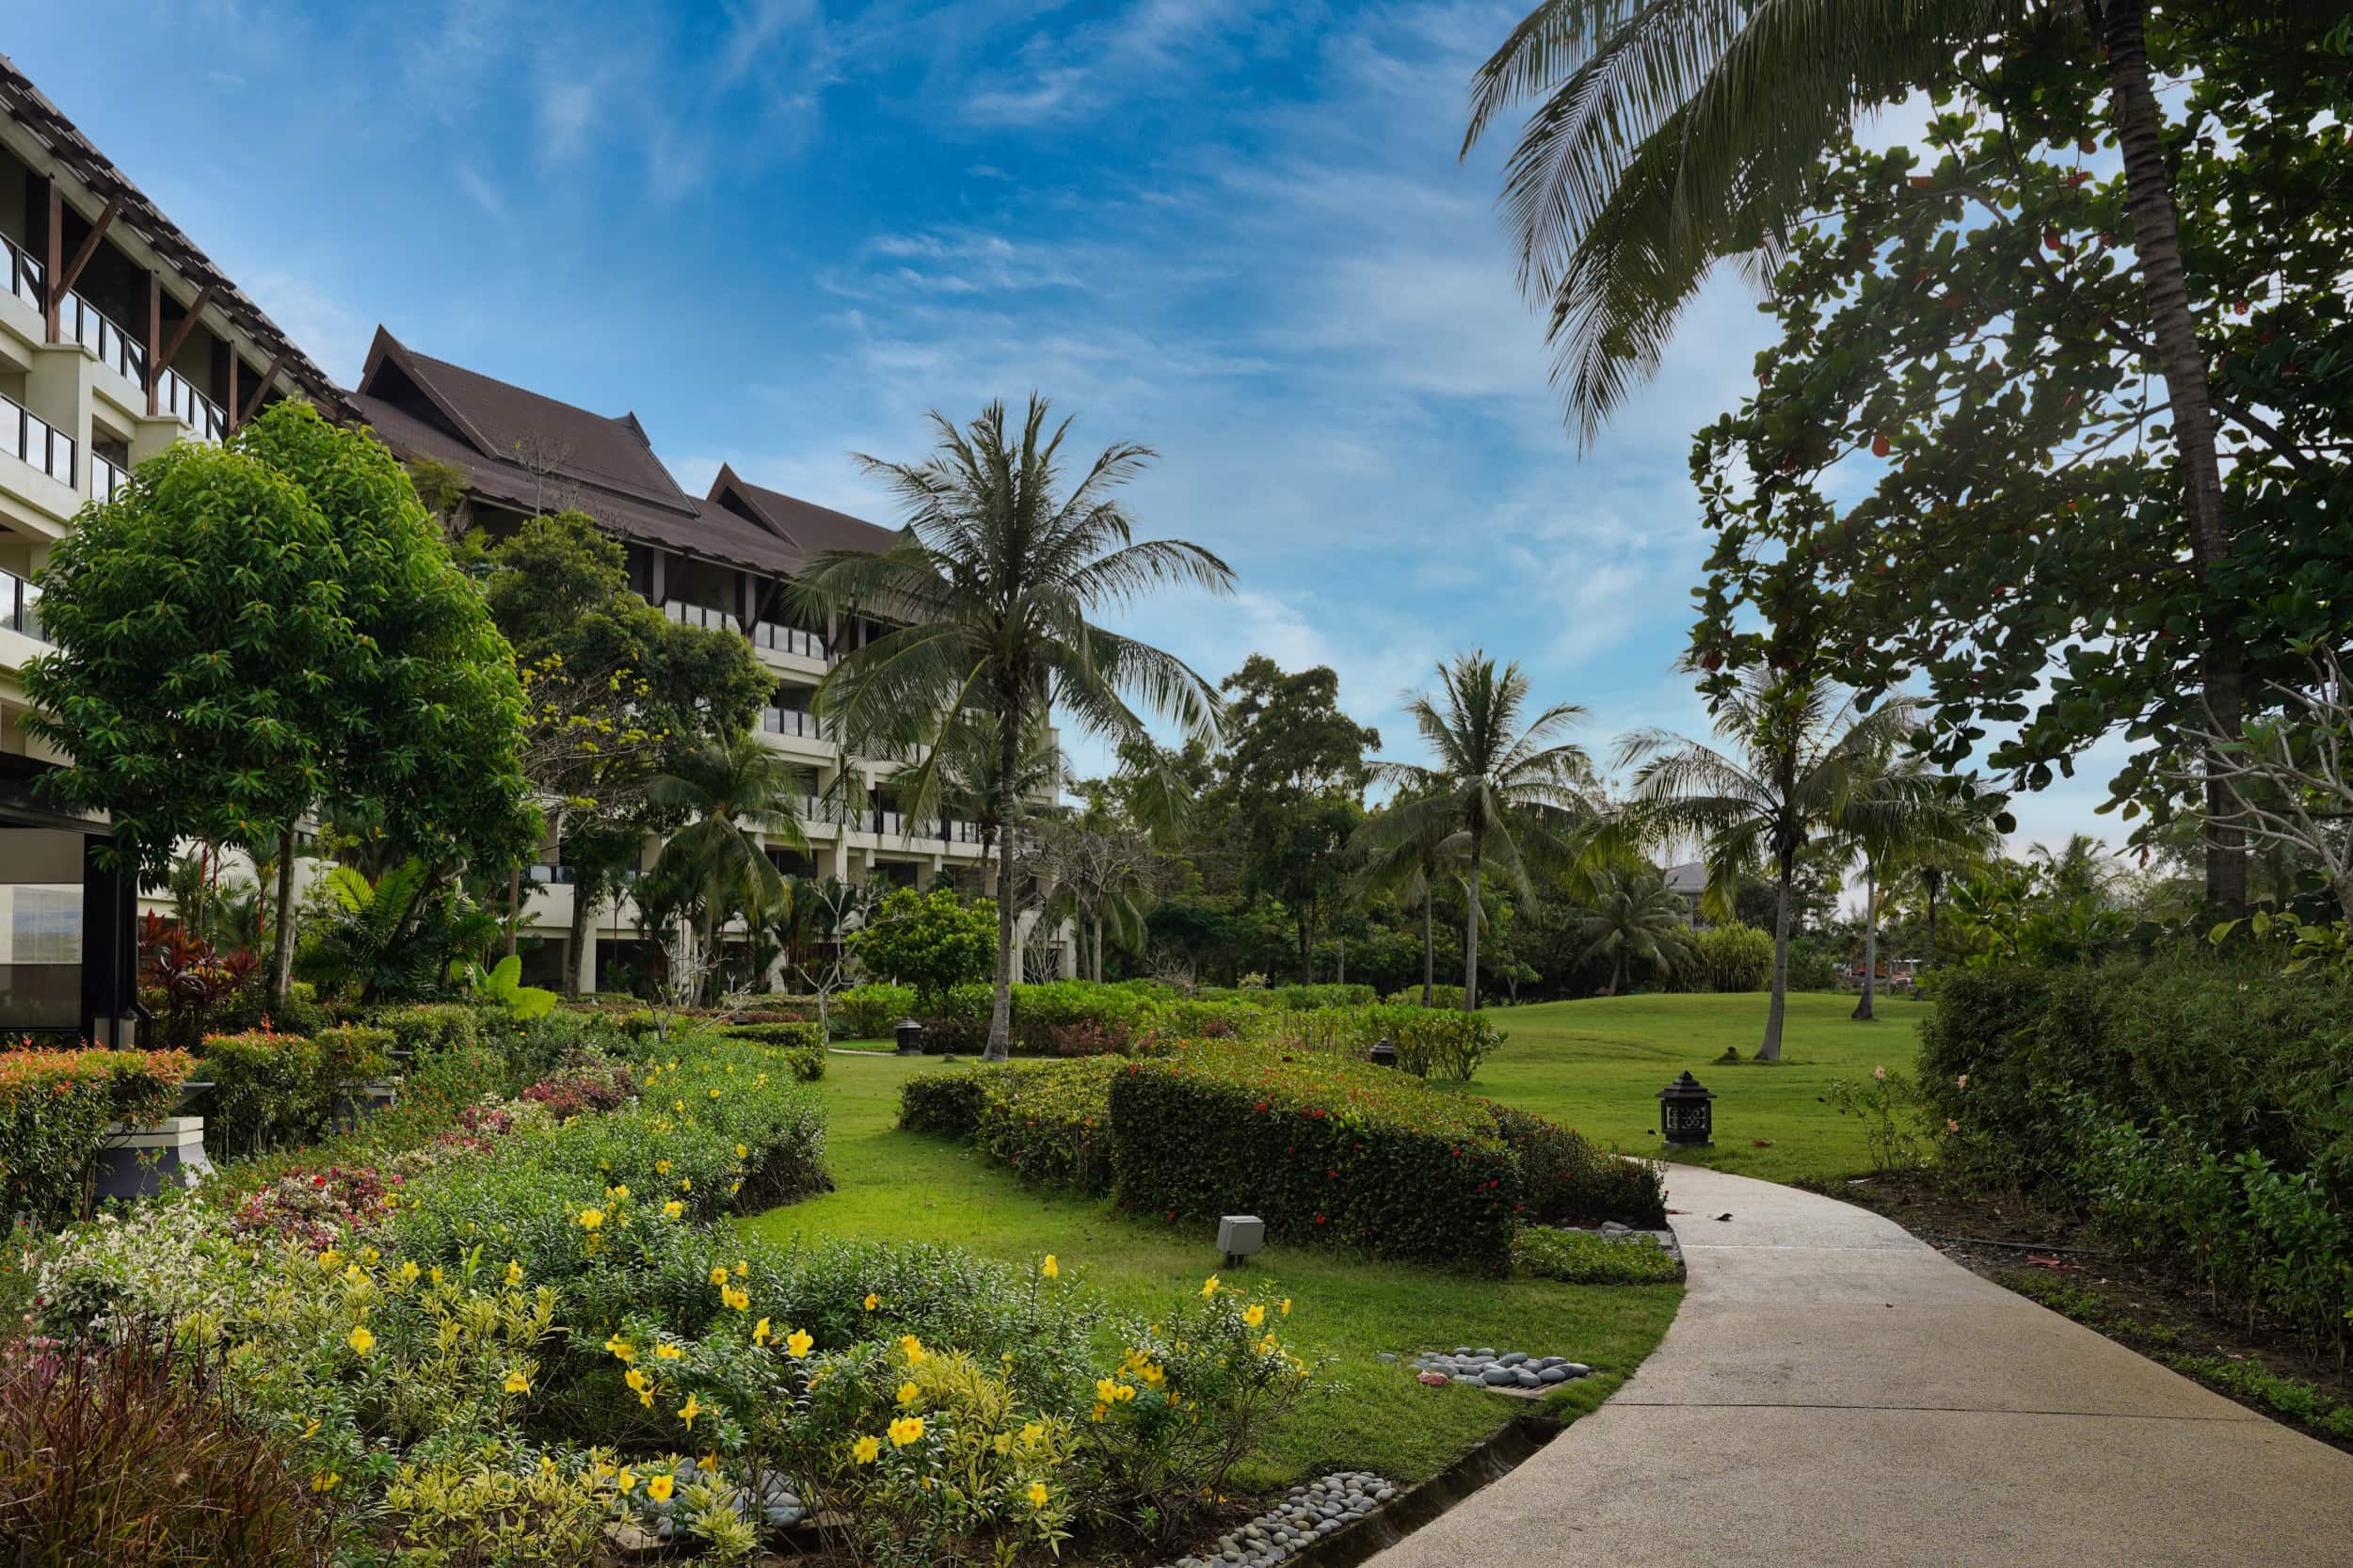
1657, 1070, 1716, 1147
1216, 1214, 1265, 1268
1368, 1037, 1399, 1069
894, 1018, 925, 1056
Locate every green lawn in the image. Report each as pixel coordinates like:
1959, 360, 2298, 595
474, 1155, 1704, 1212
741, 1049, 1680, 1493
1468, 990, 1928, 1185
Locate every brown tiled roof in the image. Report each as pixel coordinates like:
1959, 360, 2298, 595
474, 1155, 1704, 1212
0, 53, 346, 414
709, 463, 901, 561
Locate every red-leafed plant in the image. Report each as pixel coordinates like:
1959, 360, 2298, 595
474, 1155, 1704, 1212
139, 913, 261, 1048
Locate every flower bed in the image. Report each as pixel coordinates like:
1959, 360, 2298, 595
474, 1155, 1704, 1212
0, 1045, 192, 1231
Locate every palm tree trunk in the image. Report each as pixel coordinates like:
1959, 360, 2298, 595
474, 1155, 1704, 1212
1420, 886, 1433, 1007
1609, 950, 1624, 998
1851, 867, 1878, 1022
1924, 872, 1941, 965
268, 824, 298, 1000
2099, 0, 2242, 915
1758, 853, 1792, 1061
984, 701, 1021, 1061
702, 879, 721, 1005
1462, 841, 1482, 1013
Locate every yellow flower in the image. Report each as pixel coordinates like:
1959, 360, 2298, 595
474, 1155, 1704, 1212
346, 1325, 376, 1355
655, 1159, 672, 1174
897, 1381, 920, 1405
899, 1335, 926, 1365
504, 1260, 523, 1287
709, 1088, 721, 1099
674, 1100, 685, 1113
733, 1260, 747, 1277
722, 1285, 750, 1312
710, 1266, 729, 1287
655, 1343, 683, 1361
1140, 1363, 1166, 1387
1096, 1377, 1123, 1405
680, 1177, 692, 1191
504, 1369, 530, 1394
312, 1470, 341, 1494
625, 1368, 650, 1394
1200, 1275, 1220, 1299
360, 1245, 379, 1264
343, 1264, 367, 1287
664, 1201, 684, 1220
852, 1434, 881, 1464
734, 1144, 748, 1160
398, 1260, 421, 1284
1114, 1383, 1136, 1402
1279, 1298, 1292, 1317
607, 1336, 637, 1363
616, 1468, 638, 1494
605, 1184, 629, 1199
888, 1415, 926, 1448
1020, 1422, 1044, 1445
578, 1208, 605, 1231
1040, 1254, 1060, 1278
647, 1474, 674, 1502
677, 1393, 702, 1429
319, 1249, 342, 1271
752, 1317, 773, 1346
863, 1293, 879, 1311
786, 1328, 814, 1358
1243, 1304, 1266, 1328
697, 1451, 719, 1473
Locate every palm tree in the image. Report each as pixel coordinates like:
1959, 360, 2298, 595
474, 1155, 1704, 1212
1367, 652, 1595, 1012
1895, 800, 2002, 968
1573, 865, 1694, 997
647, 731, 806, 998
1356, 780, 1463, 1007
1465, 0, 2242, 908
792, 396, 1231, 1060
1618, 670, 1919, 1060
1836, 760, 1992, 1020
2029, 833, 2117, 906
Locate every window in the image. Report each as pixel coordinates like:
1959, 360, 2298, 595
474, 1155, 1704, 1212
0, 830, 84, 1031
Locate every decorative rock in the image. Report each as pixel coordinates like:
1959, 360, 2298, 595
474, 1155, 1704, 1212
1537, 1366, 1570, 1384
1480, 1366, 1517, 1385
1499, 1351, 1529, 1367
1514, 1369, 1543, 1388
1417, 1371, 1449, 1386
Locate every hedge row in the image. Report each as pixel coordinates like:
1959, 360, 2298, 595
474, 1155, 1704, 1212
0, 1048, 192, 1229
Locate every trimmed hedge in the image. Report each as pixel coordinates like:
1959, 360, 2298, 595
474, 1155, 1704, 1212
970, 1058, 1126, 1195
195, 1027, 391, 1160
1513, 1226, 1682, 1285
1108, 1045, 1525, 1273
898, 1067, 987, 1137
1384, 984, 1466, 1009
1489, 1104, 1665, 1226
0, 1047, 192, 1228
718, 1020, 826, 1050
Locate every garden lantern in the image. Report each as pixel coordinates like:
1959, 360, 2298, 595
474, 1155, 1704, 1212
894, 1018, 925, 1056
1657, 1070, 1715, 1147
1368, 1036, 1398, 1069
1217, 1214, 1265, 1269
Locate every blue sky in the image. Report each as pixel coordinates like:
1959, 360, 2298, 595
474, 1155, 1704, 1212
13, 0, 2113, 852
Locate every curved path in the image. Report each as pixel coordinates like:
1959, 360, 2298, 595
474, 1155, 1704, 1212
1367, 1165, 2353, 1568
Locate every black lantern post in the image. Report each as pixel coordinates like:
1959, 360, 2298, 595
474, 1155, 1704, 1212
1657, 1070, 1715, 1147
1367, 1037, 1399, 1069
894, 1018, 926, 1056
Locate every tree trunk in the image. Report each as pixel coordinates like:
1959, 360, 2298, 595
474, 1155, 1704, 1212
565, 878, 601, 999
1609, 950, 1624, 998
2099, 0, 2243, 914
1851, 866, 1879, 1021
1336, 938, 1346, 985
702, 879, 721, 1005
1924, 872, 1941, 965
1462, 842, 1482, 1013
504, 866, 522, 958
1420, 886, 1433, 1007
1757, 853, 1792, 1061
1090, 913, 1103, 984
984, 700, 1021, 1061
268, 824, 298, 1000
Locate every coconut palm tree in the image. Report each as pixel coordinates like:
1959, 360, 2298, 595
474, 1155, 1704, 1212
1465, 0, 2243, 908
647, 730, 806, 999
1895, 796, 2003, 968
2029, 833, 2118, 906
1366, 652, 1596, 1012
1836, 760, 1993, 1020
1356, 780, 1464, 1007
792, 396, 1231, 1060
1617, 670, 1919, 1060
1573, 865, 1695, 997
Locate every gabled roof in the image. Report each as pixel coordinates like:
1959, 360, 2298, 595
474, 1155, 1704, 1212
708, 463, 901, 563
0, 53, 346, 414
1662, 861, 1709, 895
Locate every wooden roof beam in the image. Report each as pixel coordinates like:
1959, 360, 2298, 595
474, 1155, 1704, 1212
52, 190, 124, 304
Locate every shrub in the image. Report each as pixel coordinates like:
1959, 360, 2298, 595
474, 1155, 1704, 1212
0, 1329, 337, 1566
717, 1020, 827, 1051
230, 1164, 399, 1250
367, 1002, 484, 1058
1385, 984, 1465, 1009
378, 1446, 618, 1568
196, 1031, 333, 1159
899, 1068, 987, 1138
1487, 1103, 1666, 1226
1694, 923, 1773, 992
1108, 1044, 1524, 1272
32, 1189, 259, 1338
1512, 1226, 1682, 1285
851, 888, 996, 1009
0, 1046, 191, 1229
1394, 1009, 1504, 1081
1269, 984, 1376, 1010
834, 984, 918, 1040
518, 1052, 637, 1121
970, 1059, 1125, 1195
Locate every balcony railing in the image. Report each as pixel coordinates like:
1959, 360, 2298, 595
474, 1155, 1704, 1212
752, 620, 827, 660
760, 706, 827, 741
158, 367, 228, 443
0, 233, 40, 313
92, 452, 128, 504
0, 392, 74, 488
60, 291, 144, 387
663, 599, 740, 633
2, 567, 44, 643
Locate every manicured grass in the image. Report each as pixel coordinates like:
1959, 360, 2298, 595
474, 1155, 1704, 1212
742, 1050, 1680, 1493
1466, 990, 1927, 1186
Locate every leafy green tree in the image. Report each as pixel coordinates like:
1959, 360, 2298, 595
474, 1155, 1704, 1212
793, 396, 1232, 1060
1477, 5, 2352, 909
1572, 867, 1694, 996
646, 732, 806, 997
296, 859, 501, 1002
1368, 652, 1595, 1012
1618, 671, 1920, 1059
483, 512, 768, 988
852, 887, 997, 1011
1212, 656, 1380, 983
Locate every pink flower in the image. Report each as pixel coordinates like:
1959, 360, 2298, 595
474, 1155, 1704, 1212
1945, 1118, 1961, 1133
1872, 1065, 1887, 1081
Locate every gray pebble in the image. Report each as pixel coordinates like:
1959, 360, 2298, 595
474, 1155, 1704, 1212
1538, 1366, 1570, 1384
1499, 1351, 1529, 1367
1515, 1369, 1543, 1388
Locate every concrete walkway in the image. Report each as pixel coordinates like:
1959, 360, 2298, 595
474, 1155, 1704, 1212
1367, 1165, 2353, 1568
